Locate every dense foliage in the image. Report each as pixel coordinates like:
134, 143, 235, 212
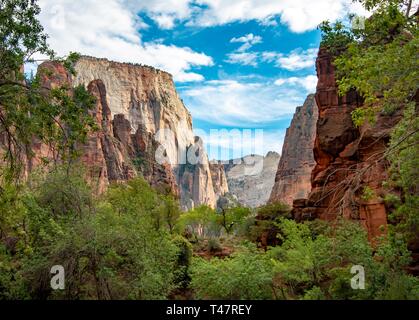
190, 243, 274, 300
319, 0, 418, 260
190, 219, 419, 300
0, 0, 96, 181
0, 170, 189, 300
386, 103, 419, 244
320, 1, 418, 124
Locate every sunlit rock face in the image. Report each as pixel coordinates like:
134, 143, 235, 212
269, 94, 318, 207
37, 57, 217, 209
209, 162, 229, 201
222, 152, 280, 208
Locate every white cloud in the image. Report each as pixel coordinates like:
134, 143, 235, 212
188, 0, 369, 33
275, 75, 318, 92
230, 34, 262, 44
225, 34, 263, 67
152, 14, 177, 29
119, 0, 371, 33
37, 0, 213, 82
230, 33, 263, 52
277, 48, 318, 71
227, 47, 318, 70
225, 52, 259, 67
262, 48, 318, 71
180, 77, 315, 127
124, 0, 192, 29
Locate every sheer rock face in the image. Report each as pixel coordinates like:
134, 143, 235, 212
269, 95, 318, 206
209, 162, 229, 200
176, 138, 217, 210
37, 57, 216, 209
292, 48, 400, 241
223, 152, 280, 208
81, 79, 117, 194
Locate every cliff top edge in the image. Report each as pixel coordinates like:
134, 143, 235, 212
77, 55, 174, 79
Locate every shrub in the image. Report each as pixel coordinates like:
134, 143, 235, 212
18, 175, 181, 300
207, 238, 222, 253
249, 202, 291, 246
176, 206, 220, 240
190, 243, 274, 300
172, 235, 193, 289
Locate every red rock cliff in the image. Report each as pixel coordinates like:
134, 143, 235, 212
292, 48, 402, 241
36, 57, 217, 209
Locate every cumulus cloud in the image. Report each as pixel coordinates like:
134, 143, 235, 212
125, 0, 193, 29
186, 0, 369, 33
230, 33, 263, 52
37, 0, 213, 82
225, 52, 259, 67
180, 77, 315, 127
275, 75, 318, 92
262, 48, 319, 71
227, 47, 318, 70
118, 0, 371, 33
277, 48, 318, 71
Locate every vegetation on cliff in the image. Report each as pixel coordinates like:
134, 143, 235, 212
319, 0, 418, 267
0, 1, 96, 181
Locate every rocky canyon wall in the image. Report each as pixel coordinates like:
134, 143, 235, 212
37, 57, 217, 210
269, 95, 318, 207
292, 48, 401, 241
222, 152, 280, 208
209, 162, 229, 200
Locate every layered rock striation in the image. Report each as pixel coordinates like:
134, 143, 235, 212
209, 161, 229, 200
269, 94, 318, 206
222, 152, 280, 208
37, 57, 217, 209
292, 48, 401, 241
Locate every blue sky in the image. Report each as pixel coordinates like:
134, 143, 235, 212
35, 0, 368, 160
163, 21, 320, 159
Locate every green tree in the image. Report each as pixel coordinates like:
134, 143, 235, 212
318, 0, 418, 292
385, 103, 419, 244
176, 205, 220, 239
190, 243, 275, 300
268, 218, 419, 300
217, 206, 251, 235
319, 1, 418, 126
161, 195, 181, 234
16, 174, 182, 300
0, 0, 96, 181
249, 202, 291, 246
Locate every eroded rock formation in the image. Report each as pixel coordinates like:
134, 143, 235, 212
37, 57, 217, 209
292, 48, 400, 241
176, 138, 217, 210
223, 152, 280, 208
209, 162, 229, 200
269, 95, 318, 206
